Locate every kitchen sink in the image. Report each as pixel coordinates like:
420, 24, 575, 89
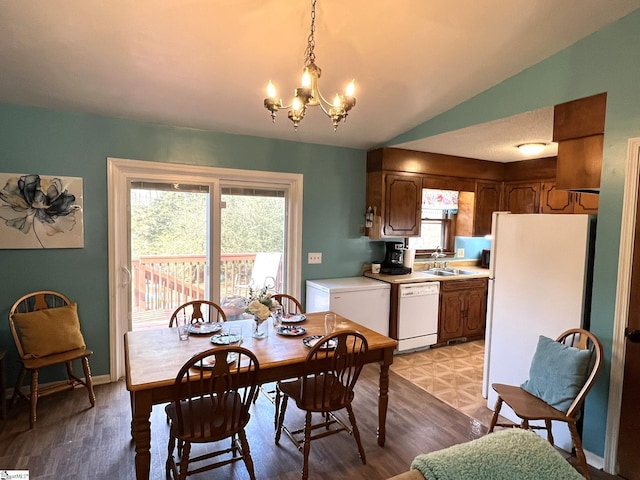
422, 269, 456, 276
444, 268, 477, 275
420, 268, 477, 276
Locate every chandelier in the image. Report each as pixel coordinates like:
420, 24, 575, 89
263, 0, 356, 132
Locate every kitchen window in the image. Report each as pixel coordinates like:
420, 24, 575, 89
407, 189, 458, 256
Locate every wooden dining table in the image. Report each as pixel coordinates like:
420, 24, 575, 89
124, 311, 398, 480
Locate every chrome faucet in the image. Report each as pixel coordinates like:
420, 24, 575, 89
431, 246, 446, 269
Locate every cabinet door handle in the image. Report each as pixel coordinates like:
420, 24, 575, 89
626, 328, 640, 343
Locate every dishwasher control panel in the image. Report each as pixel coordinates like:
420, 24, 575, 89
399, 282, 439, 297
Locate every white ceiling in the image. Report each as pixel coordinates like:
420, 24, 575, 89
1, 1, 638, 159
395, 106, 558, 162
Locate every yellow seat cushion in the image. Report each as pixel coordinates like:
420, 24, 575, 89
12, 303, 86, 358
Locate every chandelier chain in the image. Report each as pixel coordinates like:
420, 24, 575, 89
305, 0, 316, 66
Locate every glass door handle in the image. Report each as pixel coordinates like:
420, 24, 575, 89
121, 266, 132, 288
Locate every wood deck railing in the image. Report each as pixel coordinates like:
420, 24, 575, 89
131, 253, 263, 313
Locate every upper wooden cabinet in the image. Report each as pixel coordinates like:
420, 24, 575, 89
555, 134, 604, 191
474, 181, 502, 236
573, 191, 599, 214
540, 182, 572, 213
366, 168, 422, 238
540, 182, 599, 214
366, 148, 505, 239
365, 145, 599, 240
553, 92, 607, 191
383, 173, 422, 237
553, 92, 606, 141
503, 181, 540, 213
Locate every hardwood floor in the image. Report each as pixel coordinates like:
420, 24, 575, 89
0, 365, 621, 479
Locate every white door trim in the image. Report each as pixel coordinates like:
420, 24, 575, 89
604, 137, 640, 473
107, 157, 303, 381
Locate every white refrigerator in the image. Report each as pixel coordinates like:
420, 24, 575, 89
482, 212, 595, 451
305, 277, 391, 336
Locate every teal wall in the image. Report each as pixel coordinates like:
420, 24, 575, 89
389, 10, 640, 456
0, 105, 384, 385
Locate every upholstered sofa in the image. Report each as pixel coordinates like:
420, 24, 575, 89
387, 429, 583, 480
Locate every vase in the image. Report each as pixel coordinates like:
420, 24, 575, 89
252, 316, 269, 339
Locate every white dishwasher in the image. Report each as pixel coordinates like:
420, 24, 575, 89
397, 282, 440, 352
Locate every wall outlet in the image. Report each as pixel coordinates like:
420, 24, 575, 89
456, 248, 465, 258
308, 252, 322, 264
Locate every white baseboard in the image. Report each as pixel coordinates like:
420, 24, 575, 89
91, 374, 111, 386
585, 450, 604, 471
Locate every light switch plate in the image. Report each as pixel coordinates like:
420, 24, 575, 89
457, 248, 465, 258
308, 252, 322, 264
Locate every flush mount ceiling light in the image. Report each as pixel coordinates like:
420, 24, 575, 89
517, 143, 547, 155
263, 0, 356, 132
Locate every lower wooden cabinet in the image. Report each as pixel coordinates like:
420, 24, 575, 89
438, 278, 488, 343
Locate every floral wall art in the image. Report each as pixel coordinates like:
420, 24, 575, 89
0, 173, 84, 249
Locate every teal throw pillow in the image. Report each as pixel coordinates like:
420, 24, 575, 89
521, 335, 592, 413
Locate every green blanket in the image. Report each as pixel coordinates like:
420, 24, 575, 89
410, 429, 583, 480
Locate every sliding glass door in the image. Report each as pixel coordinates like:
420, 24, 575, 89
220, 186, 286, 315
129, 182, 210, 330
107, 158, 303, 380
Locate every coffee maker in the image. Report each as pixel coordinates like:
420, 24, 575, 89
381, 242, 411, 275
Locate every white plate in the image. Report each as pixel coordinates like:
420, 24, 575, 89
276, 325, 307, 336
194, 352, 238, 368
281, 313, 306, 323
210, 333, 242, 345
302, 335, 336, 350
187, 322, 223, 334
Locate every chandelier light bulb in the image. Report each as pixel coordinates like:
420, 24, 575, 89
267, 81, 277, 98
301, 69, 311, 88
345, 80, 355, 97
333, 94, 342, 108
292, 97, 303, 112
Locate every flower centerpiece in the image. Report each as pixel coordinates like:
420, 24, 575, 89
246, 286, 279, 338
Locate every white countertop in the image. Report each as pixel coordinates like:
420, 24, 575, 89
364, 264, 489, 284
306, 276, 391, 292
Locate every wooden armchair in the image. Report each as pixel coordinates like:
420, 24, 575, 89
253, 293, 305, 405
165, 346, 260, 479
488, 328, 603, 479
9, 290, 96, 428
275, 330, 368, 480
272, 293, 304, 314
168, 300, 227, 327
